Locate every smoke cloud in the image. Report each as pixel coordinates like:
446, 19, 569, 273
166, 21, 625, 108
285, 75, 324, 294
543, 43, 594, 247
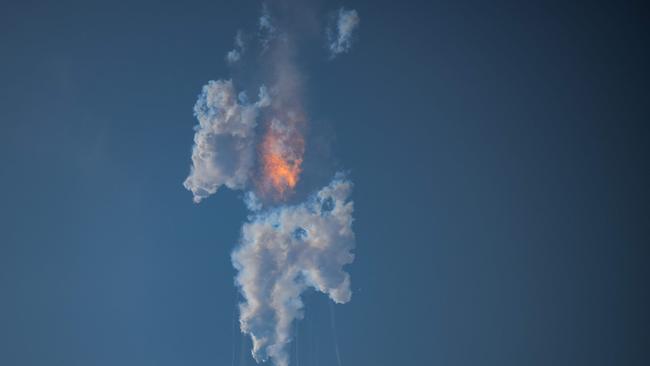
327, 8, 360, 58
183, 80, 270, 203
183, 2, 360, 365
226, 30, 246, 64
232, 175, 354, 366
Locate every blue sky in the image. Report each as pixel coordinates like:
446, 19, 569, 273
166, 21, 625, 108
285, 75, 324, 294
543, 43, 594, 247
1, 1, 648, 365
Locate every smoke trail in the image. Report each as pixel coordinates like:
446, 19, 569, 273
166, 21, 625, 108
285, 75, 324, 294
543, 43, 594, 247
240, 330, 248, 366
309, 306, 315, 366
226, 30, 246, 64
329, 301, 342, 366
232, 299, 238, 366
183, 2, 361, 366
327, 8, 360, 58
294, 321, 299, 366
232, 175, 354, 366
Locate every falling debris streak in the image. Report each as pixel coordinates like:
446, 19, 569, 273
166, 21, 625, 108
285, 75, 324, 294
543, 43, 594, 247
310, 299, 318, 366
308, 311, 313, 366
295, 321, 300, 366
329, 302, 342, 366
240, 330, 248, 366
231, 299, 238, 366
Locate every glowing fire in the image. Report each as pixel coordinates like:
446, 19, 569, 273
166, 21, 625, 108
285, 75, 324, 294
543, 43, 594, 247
259, 118, 304, 199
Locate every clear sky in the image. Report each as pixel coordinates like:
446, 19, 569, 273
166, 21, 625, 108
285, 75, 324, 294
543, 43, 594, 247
1, 0, 648, 365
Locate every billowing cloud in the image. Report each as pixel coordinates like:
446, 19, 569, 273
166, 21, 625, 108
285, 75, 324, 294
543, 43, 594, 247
232, 174, 355, 366
184, 3, 360, 366
327, 8, 360, 58
183, 80, 270, 203
226, 30, 246, 64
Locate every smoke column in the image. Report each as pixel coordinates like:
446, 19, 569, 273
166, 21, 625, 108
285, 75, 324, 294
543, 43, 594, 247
183, 2, 360, 366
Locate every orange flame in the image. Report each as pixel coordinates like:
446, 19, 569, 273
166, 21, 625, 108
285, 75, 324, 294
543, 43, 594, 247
259, 119, 304, 199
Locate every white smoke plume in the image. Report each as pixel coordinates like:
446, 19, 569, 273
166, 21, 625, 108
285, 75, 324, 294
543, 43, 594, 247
327, 8, 360, 58
232, 175, 355, 366
226, 30, 246, 64
183, 80, 270, 203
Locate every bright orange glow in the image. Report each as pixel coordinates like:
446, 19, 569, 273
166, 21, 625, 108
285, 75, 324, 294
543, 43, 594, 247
259, 119, 304, 199
263, 152, 302, 194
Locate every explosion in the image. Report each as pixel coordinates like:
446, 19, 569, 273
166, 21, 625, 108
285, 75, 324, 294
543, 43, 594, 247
259, 117, 305, 200
183, 2, 360, 365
